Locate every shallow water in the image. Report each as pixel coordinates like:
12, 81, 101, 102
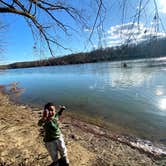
0, 58, 166, 144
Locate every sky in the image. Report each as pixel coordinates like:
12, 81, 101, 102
0, 0, 166, 65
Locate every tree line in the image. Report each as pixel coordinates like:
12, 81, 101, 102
1, 37, 166, 69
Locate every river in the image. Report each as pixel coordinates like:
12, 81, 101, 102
0, 58, 166, 145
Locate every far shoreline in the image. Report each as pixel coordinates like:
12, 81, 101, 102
1, 55, 166, 70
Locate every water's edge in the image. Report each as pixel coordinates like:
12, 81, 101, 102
3, 86, 165, 159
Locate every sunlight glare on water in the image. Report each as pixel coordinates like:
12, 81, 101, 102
159, 98, 166, 111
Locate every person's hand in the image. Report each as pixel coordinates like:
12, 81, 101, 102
59, 105, 66, 111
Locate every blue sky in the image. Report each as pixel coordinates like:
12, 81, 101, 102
0, 0, 166, 65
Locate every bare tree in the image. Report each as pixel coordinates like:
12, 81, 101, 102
0, 0, 105, 57
0, 0, 165, 60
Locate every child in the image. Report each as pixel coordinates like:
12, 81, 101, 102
38, 102, 69, 166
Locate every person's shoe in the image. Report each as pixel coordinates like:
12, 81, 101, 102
59, 157, 69, 166
49, 161, 59, 166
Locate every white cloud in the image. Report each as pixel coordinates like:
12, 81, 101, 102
158, 0, 166, 14
106, 22, 166, 47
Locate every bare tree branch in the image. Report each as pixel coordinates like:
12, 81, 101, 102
0, 0, 105, 57
88, 0, 103, 42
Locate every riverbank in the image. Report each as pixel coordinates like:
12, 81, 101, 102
0, 92, 166, 165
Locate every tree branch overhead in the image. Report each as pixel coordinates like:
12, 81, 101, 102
0, 0, 104, 57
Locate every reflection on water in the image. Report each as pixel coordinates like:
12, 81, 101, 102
1, 82, 25, 97
0, 59, 166, 144
159, 98, 166, 111
155, 86, 164, 96
107, 67, 152, 88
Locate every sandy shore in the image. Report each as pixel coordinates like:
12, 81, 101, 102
0, 91, 166, 166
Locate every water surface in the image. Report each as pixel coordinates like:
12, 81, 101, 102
0, 58, 166, 144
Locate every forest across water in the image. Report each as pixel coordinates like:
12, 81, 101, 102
0, 38, 166, 69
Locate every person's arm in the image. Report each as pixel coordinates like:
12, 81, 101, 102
57, 105, 66, 116
38, 116, 47, 126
